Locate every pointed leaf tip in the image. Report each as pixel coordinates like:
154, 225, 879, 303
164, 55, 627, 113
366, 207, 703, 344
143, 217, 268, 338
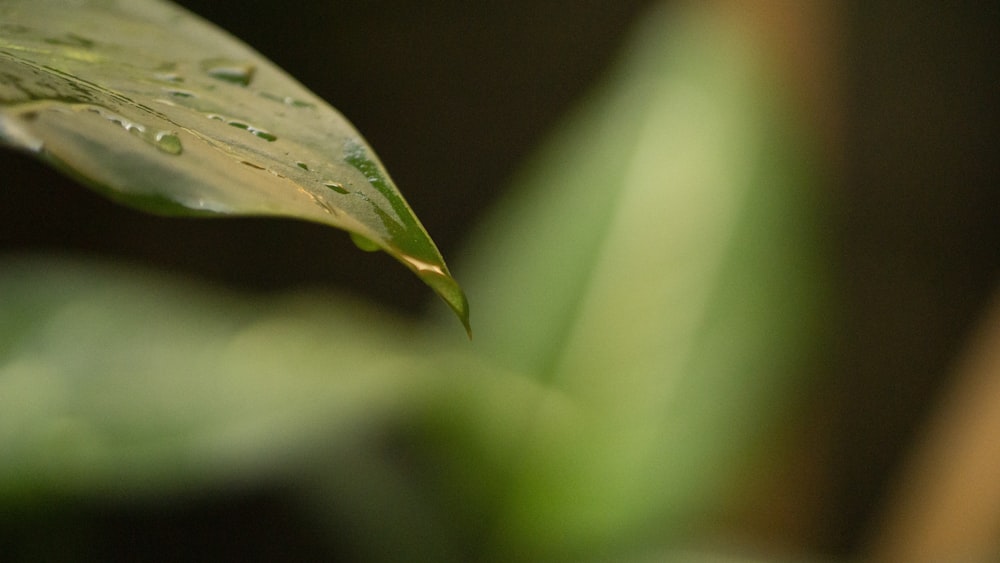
402, 256, 472, 340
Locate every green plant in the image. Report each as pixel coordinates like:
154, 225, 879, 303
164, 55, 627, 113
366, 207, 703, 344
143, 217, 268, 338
2, 1, 830, 561
0, 0, 468, 332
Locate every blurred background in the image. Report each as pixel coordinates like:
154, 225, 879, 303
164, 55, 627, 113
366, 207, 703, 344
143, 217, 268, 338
2, 1, 999, 560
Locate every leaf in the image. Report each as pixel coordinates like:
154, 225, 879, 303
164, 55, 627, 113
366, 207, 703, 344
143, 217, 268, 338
0, 256, 417, 498
0, 0, 468, 332
0, 255, 543, 559
444, 3, 829, 557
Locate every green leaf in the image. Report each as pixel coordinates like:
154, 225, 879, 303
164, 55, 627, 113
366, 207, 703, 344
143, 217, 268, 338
0, 256, 419, 498
446, 3, 829, 557
0, 255, 539, 560
0, 0, 468, 332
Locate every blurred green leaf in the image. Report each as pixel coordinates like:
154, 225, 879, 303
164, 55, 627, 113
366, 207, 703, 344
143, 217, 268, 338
0, 256, 427, 499
0, 256, 552, 560
447, 3, 828, 557
0, 0, 468, 330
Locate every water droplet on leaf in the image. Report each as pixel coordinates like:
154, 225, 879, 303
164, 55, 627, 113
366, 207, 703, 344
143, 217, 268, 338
403, 255, 471, 337
349, 232, 380, 252
155, 72, 184, 83
154, 131, 182, 155
44, 33, 95, 48
324, 181, 349, 194
249, 127, 276, 142
258, 91, 316, 108
201, 58, 255, 86
207, 113, 275, 141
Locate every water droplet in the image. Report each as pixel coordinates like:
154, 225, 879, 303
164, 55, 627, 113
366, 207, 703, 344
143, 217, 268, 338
76, 105, 187, 156
152, 63, 185, 83
400, 255, 447, 278
324, 181, 350, 194
349, 232, 381, 252
154, 131, 183, 155
44, 33, 95, 48
205, 113, 276, 141
87, 107, 145, 137
155, 72, 184, 83
165, 89, 195, 98
296, 161, 309, 171
402, 256, 471, 337
258, 92, 316, 108
201, 58, 256, 86
249, 127, 276, 142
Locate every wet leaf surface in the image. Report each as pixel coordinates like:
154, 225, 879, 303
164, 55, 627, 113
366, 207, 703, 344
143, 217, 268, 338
0, 0, 468, 331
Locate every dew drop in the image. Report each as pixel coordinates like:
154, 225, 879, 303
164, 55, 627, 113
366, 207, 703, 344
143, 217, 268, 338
201, 58, 256, 86
154, 131, 183, 155
350, 232, 381, 252
155, 72, 185, 83
89, 108, 145, 137
324, 181, 350, 194
165, 89, 195, 98
153, 64, 184, 83
208, 114, 276, 141
44, 33, 95, 48
258, 92, 316, 108
287, 99, 315, 108
249, 128, 276, 142
400, 255, 470, 337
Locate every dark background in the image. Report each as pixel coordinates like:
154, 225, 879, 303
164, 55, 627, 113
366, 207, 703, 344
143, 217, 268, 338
2, 1, 999, 559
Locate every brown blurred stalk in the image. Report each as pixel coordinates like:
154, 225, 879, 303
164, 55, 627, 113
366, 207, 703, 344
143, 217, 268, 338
869, 287, 1000, 562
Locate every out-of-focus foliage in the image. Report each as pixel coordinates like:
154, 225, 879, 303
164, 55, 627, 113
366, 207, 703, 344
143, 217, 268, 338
0, 2, 826, 561
438, 4, 826, 558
